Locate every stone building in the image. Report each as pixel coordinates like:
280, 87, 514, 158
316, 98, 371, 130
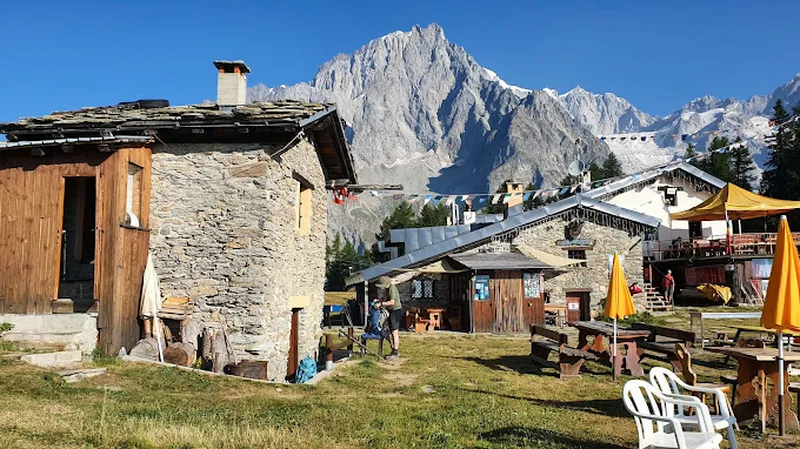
348, 162, 726, 330
0, 61, 356, 381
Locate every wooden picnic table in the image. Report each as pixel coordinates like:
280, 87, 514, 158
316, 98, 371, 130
572, 321, 651, 377
689, 311, 762, 349
424, 308, 446, 330
707, 346, 800, 433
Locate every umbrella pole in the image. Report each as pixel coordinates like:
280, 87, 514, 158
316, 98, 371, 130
779, 331, 785, 436
613, 317, 618, 381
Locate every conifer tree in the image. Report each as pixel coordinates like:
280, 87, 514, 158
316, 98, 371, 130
761, 99, 798, 199
600, 153, 624, 178
588, 162, 604, 181
417, 203, 450, 227
728, 137, 756, 191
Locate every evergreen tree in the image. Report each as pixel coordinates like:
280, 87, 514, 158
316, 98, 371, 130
694, 136, 734, 183
376, 202, 417, 241
761, 99, 799, 200
325, 233, 371, 291
417, 203, 450, 227
482, 181, 511, 215
684, 142, 698, 162
600, 153, 624, 178
728, 137, 756, 191
588, 162, 604, 182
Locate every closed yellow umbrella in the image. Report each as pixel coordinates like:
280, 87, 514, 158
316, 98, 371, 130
761, 215, 800, 435
605, 253, 636, 380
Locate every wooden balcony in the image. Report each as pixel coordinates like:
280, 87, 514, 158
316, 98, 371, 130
647, 233, 800, 261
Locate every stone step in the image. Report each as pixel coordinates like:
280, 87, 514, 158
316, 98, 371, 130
20, 350, 82, 368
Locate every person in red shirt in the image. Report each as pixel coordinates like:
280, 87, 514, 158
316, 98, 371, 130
662, 270, 675, 303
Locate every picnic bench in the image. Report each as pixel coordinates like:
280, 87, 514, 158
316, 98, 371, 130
530, 325, 597, 379
405, 307, 432, 333
631, 323, 696, 371
689, 311, 761, 349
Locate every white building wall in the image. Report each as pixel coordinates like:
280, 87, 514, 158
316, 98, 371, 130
604, 177, 727, 256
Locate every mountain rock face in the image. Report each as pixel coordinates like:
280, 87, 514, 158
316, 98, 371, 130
250, 24, 608, 195
248, 23, 799, 240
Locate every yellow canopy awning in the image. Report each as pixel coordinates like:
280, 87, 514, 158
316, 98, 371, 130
515, 244, 586, 268
670, 183, 800, 221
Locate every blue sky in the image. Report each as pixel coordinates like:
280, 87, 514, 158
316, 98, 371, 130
1, 1, 798, 123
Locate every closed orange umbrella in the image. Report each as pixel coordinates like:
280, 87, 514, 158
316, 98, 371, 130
605, 253, 636, 380
761, 216, 800, 435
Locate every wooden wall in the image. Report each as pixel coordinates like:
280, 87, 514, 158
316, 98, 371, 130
0, 153, 100, 313
96, 148, 152, 354
0, 147, 151, 355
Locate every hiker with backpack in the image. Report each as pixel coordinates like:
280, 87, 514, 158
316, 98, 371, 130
375, 276, 402, 359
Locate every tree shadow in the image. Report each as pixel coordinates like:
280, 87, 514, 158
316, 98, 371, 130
461, 355, 610, 377
459, 386, 630, 419
477, 426, 628, 449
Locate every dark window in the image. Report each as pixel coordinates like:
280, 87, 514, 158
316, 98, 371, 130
568, 249, 588, 268
411, 278, 435, 300
664, 189, 678, 206
689, 221, 702, 238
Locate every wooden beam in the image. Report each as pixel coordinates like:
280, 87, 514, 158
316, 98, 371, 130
325, 182, 404, 191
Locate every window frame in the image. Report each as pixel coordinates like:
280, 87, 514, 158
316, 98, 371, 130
294, 175, 313, 235
125, 163, 144, 228
411, 277, 436, 300
566, 249, 588, 268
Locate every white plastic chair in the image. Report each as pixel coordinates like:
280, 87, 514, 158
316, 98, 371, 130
649, 367, 737, 449
623, 380, 723, 449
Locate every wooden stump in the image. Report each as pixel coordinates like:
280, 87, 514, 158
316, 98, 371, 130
163, 342, 195, 366
129, 338, 160, 361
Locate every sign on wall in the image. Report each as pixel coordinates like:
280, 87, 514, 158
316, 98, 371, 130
474, 275, 491, 300
523, 273, 541, 298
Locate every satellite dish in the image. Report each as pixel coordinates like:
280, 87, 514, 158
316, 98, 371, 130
567, 159, 586, 177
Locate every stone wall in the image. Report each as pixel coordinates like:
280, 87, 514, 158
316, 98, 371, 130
149, 139, 327, 381
392, 273, 451, 311
513, 219, 644, 317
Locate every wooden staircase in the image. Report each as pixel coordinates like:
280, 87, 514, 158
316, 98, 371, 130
635, 283, 673, 312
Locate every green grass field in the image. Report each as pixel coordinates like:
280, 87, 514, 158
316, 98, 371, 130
1, 322, 797, 449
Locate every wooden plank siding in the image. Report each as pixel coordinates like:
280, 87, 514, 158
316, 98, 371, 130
0, 147, 151, 355
493, 270, 526, 333
0, 153, 99, 313
96, 147, 152, 354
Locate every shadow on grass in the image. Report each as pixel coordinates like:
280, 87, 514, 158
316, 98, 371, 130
478, 426, 628, 449
461, 355, 610, 377
460, 387, 630, 419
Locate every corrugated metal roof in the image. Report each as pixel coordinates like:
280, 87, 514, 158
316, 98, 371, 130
449, 252, 551, 270
348, 194, 660, 285
390, 225, 472, 253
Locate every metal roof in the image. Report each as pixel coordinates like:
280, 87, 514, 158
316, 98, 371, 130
584, 161, 725, 200
449, 252, 551, 270
0, 135, 153, 150
347, 194, 660, 285
390, 225, 473, 253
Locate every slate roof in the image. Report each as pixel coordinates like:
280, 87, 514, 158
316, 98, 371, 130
0, 101, 333, 137
449, 252, 551, 270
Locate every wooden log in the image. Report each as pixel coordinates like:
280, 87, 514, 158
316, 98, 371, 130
129, 338, 160, 361
161, 319, 174, 342
201, 328, 214, 360
181, 319, 203, 350
211, 330, 227, 373
163, 342, 194, 366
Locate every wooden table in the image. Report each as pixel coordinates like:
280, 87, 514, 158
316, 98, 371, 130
689, 311, 762, 348
424, 308, 446, 330
573, 321, 651, 377
544, 304, 568, 327
707, 346, 800, 432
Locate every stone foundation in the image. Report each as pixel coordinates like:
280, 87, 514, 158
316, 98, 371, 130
0, 314, 98, 354
149, 139, 327, 381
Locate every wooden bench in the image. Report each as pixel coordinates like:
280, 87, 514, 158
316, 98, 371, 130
530, 325, 597, 379
631, 323, 696, 372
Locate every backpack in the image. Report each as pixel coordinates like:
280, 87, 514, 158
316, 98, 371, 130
295, 356, 317, 384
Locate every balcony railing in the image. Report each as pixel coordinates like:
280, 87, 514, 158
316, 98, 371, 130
646, 232, 800, 260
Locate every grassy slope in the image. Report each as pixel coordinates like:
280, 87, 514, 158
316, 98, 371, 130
0, 328, 794, 449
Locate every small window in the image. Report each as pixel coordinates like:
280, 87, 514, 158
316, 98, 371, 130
689, 221, 702, 239
412, 278, 435, 300
523, 272, 541, 298
125, 163, 143, 227
474, 275, 491, 301
568, 249, 588, 268
664, 188, 678, 206
295, 179, 312, 234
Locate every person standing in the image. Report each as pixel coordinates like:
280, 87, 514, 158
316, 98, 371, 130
662, 270, 675, 304
376, 276, 402, 359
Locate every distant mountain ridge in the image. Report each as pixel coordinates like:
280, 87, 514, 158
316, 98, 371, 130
247, 23, 799, 239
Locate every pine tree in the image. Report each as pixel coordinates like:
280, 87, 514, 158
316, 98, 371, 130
417, 203, 450, 227
728, 137, 756, 191
684, 142, 698, 161
694, 136, 734, 183
600, 153, 624, 178
761, 99, 799, 199
588, 162, 604, 181
482, 181, 511, 215
376, 202, 417, 241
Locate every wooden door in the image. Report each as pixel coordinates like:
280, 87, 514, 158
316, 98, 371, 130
471, 274, 493, 332
96, 147, 152, 355
565, 291, 591, 323
493, 270, 525, 333
522, 272, 544, 328
287, 308, 300, 381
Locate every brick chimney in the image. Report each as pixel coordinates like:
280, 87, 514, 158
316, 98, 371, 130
504, 181, 525, 219
214, 60, 250, 105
